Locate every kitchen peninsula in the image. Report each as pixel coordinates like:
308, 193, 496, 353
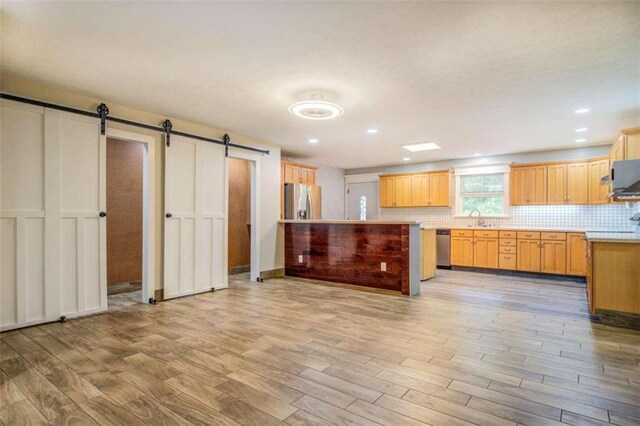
281, 220, 428, 295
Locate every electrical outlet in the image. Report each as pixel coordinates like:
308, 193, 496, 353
298, 255, 304, 263
381, 262, 387, 272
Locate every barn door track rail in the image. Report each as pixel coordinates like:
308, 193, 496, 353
0, 93, 270, 156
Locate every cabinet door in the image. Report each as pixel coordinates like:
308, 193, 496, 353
430, 172, 450, 206
395, 175, 413, 207
528, 166, 547, 204
517, 240, 541, 272
566, 233, 587, 276
541, 240, 566, 274
379, 177, 395, 207
626, 132, 640, 160
566, 163, 588, 204
510, 168, 528, 205
411, 174, 430, 206
474, 237, 499, 269
306, 169, 316, 185
610, 136, 625, 163
547, 164, 567, 204
451, 237, 474, 267
588, 159, 610, 204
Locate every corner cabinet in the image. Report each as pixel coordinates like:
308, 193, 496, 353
379, 170, 450, 208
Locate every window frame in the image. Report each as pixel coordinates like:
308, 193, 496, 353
454, 165, 510, 218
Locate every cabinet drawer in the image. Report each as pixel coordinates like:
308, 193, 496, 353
499, 246, 517, 254
541, 232, 566, 241
452, 229, 473, 237
474, 230, 499, 238
499, 254, 517, 270
499, 230, 516, 238
517, 231, 541, 240
499, 238, 516, 246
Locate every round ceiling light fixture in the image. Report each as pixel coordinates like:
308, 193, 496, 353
289, 95, 343, 120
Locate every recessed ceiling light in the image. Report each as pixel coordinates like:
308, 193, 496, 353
403, 157, 411, 162
367, 128, 378, 134
575, 127, 588, 132
308, 138, 318, 144
574, 108, 590, 114
576, 138, 587, 143
402, 142, 441, 152
473, 153, 482, 157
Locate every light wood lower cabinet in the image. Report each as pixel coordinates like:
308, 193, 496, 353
474, 237, 499, 269
517, 239, 542, 272
451, 236, 474, 267
451, 229, 586, 277
541, 240, 566, 274
566, 233, 587, 276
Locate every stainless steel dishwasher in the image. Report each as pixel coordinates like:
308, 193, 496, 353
436, 229, 451, 268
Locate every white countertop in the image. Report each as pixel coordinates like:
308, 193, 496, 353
279, 220, 421, 225
585, 231, 640, 243
419, 224, 635, 233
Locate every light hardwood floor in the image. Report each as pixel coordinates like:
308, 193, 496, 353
1, 270, 639, 425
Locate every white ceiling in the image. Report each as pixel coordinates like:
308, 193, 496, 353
2, 1, 639, 169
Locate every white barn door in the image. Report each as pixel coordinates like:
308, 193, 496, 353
0, 100, 106, 331
164, 135, 227, 299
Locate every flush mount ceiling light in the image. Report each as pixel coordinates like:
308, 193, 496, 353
402, 142, 441, 152
403, 157, 411, 162
576, 138, 587, 143
575, 127, 588, 132
367, 128, 378, 134
308, 138, 318, 144
289, 95, 343, 120
473, 153, 482, 157
574, 108, 590, 114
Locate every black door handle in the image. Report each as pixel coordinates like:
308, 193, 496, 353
99, 212, 107, 217
166, 213, 172, 218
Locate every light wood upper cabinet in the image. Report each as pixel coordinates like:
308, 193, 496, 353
430, 172, 450, 206
411, 174, 430, 206
610, 128, 640, 165
588, 158, 610, 204
547, 164, 567, 204
282, 162, 317, 185
394, 175, 413, 207
566, 233, 587, 276
566, 162, 588, 204
379, 176, 396, 207
380, 170, 450, 208
511, 165, 547, 205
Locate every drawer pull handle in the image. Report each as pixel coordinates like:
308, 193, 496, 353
550, 235, 557, 238
504, 256, 511, 260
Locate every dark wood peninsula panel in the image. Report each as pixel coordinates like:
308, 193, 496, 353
284, 222, 419, 295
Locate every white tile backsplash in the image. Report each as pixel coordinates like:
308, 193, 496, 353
380, 204, 640, 230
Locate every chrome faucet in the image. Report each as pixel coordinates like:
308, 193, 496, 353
469, 209, 486, 227
630, 213, 640, 233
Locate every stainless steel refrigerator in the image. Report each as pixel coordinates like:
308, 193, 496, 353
284, 183, 322, 220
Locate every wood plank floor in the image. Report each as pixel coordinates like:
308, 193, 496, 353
1, 270, 639, 425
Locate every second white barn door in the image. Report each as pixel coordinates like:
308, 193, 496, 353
164, 135, 227, 299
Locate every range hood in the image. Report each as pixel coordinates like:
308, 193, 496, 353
610, 159, 640, 197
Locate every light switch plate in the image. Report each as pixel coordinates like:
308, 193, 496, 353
298, 255, 304, 263
381, 262, 387, 271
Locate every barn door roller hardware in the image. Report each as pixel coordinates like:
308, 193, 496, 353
0, 93, 270, 155
163, 119, 173, 147
223, 133, 230, 157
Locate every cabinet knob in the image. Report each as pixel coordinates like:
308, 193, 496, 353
166, 213, 172, 218
99, 211, 107, 218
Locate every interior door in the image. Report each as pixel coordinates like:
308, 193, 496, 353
1, 101, 105, 331
164, 135, 227, 299
347, 182, 379, 220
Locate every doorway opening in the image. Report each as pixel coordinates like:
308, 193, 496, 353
228, 158, 252, 279
105, 128, 155, 309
